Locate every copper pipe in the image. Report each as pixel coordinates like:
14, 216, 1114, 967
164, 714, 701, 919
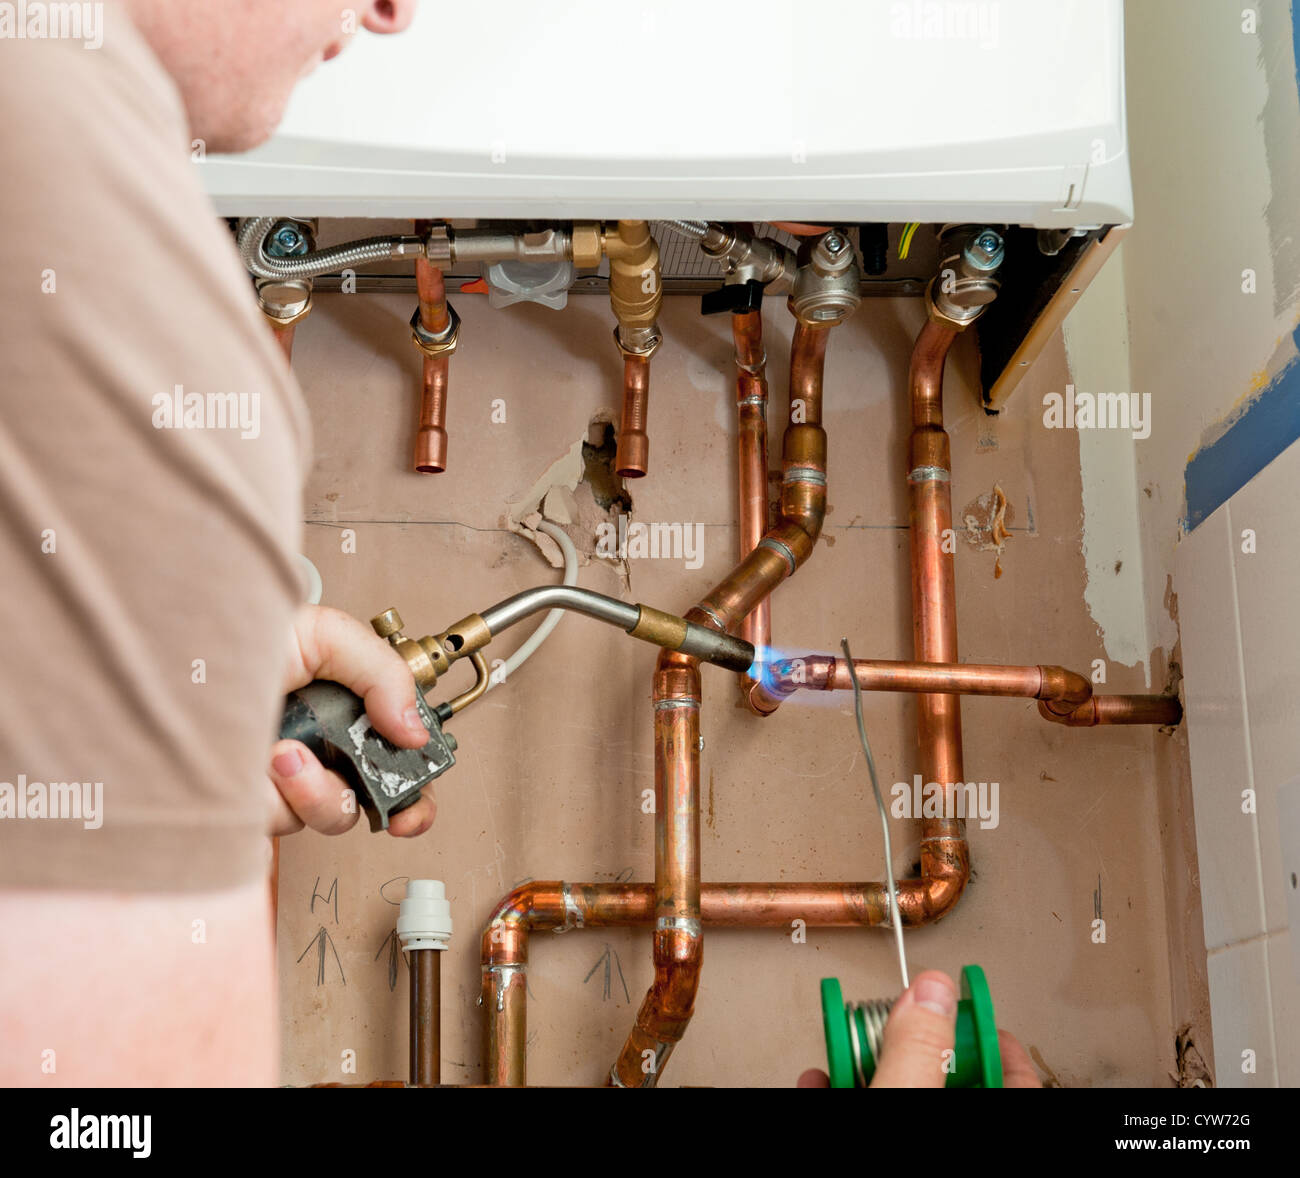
607, 220, 662, 478
616, 353, 650, 478
409, 948, 440, 1086
416, 251, 451, 334
733, 310, 771, 672
608, 649, 702, 1088
698, 321, 830, 638
906, 318, 969, 922
753, 656, 1084, 709
484, 877, 932, 1085
414, 254, 451, 474
271, 323, 296, 362
749, 654, 1178, 725
606, 319, 835, 1087
1040, 694, 1182, 727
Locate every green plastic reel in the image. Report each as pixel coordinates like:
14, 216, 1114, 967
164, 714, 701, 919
820, 964, 1002, 1088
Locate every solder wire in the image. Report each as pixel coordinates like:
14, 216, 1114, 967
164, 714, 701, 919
840, 637, 909, 991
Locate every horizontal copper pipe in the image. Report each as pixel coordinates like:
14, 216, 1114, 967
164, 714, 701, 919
615, 353, 651, 478
483, 876, 949, 1086
752, 656, 1087, 709
1040, 694, 1182, 727
414, 255, 451, 474
749, 654, 1178, 726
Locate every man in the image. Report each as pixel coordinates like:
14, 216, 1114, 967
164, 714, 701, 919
0, 0, 1033, 1090
0, 0, 425, 1087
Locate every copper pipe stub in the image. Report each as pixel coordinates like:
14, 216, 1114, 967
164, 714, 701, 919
616, 352, 651, 478
412, 251, 457, 474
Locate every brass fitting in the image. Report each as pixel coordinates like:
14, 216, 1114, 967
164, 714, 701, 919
925, 226, 1005, 329
787, 230, 861, 326
256, 278, 313, 329
629, 604, 689, 651
371, 607, 453, 692
435, 612, 493, 659
924, 280, 977, 333
410, 303, 461, 357
604, 220, 663, 351
571, 223, 604, 270
371, 607, 495, 716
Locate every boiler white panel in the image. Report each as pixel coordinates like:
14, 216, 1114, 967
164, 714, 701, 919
199, 0, 1130, 227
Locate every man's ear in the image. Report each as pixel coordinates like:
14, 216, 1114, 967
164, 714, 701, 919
362, 0, 417, 36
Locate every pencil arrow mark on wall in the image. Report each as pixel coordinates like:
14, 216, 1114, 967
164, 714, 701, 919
373, 927, 401, 991
298, 925, 346, 986
583, 943, 630, 1003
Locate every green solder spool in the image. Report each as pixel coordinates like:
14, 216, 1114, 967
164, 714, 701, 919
821, 964, 1003, 1088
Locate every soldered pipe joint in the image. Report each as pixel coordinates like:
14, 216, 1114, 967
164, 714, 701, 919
415, 423, 448, 475
747, 663, 793, 715
1036, 665, 1093, 709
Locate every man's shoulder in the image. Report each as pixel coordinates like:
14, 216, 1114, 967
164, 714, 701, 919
0, 12, 186, 161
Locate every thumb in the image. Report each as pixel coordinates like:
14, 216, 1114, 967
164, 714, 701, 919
869, 970, 958, 1088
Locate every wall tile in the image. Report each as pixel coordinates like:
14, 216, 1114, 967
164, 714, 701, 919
1206, 938, 1277, 1086
1228, 442, 1300, 932
1174, 505, 1266, 948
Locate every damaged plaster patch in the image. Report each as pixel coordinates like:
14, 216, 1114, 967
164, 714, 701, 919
1061, 248, 1150, 680
506, 417, 633, 586
961, 483, 1013, 578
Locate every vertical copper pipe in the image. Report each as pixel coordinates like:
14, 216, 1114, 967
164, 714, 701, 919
607, 219, 661, 478
907, 318, 969, 920
695, 322, 830, 635
481, 892, 535, 1087
609, 319, 836, 1087
409, 948, 440, 1086
616, 353, 651, 478
737, 321, 829, 713
610, 651, 702, 1087
270, 324, 296, 362
733, 310, 770, 669
414, 255, 450, 474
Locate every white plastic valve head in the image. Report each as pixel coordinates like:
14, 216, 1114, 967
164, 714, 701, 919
397, 879, 453, 952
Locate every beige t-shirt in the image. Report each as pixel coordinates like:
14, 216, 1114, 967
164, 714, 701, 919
0, 11, 310, 890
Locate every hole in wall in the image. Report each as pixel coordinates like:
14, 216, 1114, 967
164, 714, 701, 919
581, 421, 632, 513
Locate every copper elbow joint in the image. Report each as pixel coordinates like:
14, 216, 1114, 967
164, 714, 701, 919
1037, 665, 1093, 709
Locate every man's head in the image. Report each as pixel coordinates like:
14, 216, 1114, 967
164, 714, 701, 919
122, 0, 418, 153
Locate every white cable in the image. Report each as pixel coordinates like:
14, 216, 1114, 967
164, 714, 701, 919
298, 554, 324, 605
486, 520, 578, 691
